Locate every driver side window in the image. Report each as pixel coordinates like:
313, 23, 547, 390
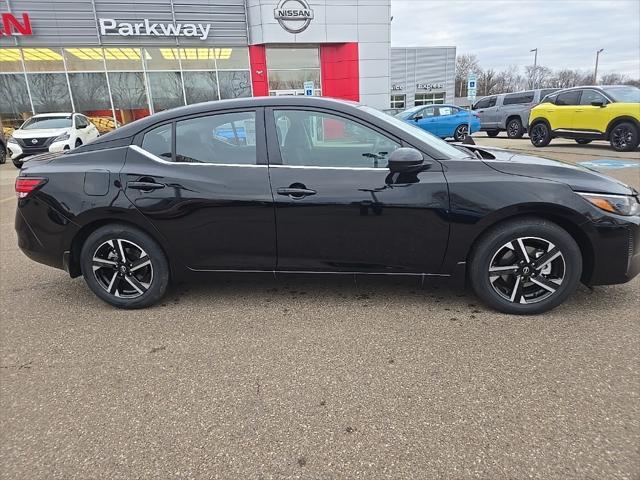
273, 110, 400, 168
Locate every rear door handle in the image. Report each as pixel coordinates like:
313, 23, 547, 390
276, 187, 317, 198
127, 181, 165, 191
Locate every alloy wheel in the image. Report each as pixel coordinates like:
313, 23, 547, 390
488, 236, 565, 305
530, 124, 547, 145
611, 125, 632, 150
456, 125, 468, 140
508, 120, 520, 137
92, 238, 153, 298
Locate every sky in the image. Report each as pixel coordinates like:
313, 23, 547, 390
390, 0, 640, 78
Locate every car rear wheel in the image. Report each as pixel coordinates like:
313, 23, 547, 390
506, 118, 524, 139
469, 218, 582, 315
530, 122, 551, 147
0, 146, 5, 164
609, 122, 639, 152
575, 139, 592, 145
486, 130, 500, 137
453, 124, 469, 141
12, 159, 22, 169
80, 224, 169, 309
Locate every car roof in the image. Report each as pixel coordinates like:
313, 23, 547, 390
30, 113, 74, 118
93, 96, 363, 143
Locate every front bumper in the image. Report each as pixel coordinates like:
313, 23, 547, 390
7, 137, 67, 162
586, 214, 640, 285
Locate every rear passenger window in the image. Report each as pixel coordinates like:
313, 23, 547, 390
503, 92, 535, 105
555, 90, 581, 106
141, 124, 172, 160
176, 112, 256, 164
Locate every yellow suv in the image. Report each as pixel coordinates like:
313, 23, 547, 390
528, 85, 640, 151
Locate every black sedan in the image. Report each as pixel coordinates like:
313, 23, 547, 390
14, 97, 640, 314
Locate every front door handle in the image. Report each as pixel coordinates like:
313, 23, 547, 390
127, 181, 165, 191
276, 187, 317, 198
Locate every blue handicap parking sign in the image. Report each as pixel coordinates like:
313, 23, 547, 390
579, 159, 640, 170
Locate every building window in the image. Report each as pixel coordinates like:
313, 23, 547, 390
390, 94, 405, 109
0, 74, 31, 128
0, 47, 251, 132
147, 72, 185, 112
266, 47, 321, 95
183, 71, 220, 104
414, 92, 445, 106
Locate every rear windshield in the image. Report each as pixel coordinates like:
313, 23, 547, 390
21, 116, 72, 130
602, 86, 640, 103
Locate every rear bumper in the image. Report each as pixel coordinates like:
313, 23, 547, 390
15, 197, 78, 272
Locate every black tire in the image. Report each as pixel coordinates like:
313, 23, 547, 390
12, 158, 22, 169
506, 118, 524, 139
0, 146, 6, 164
80, 224, 170, 309
469, 218, 582, 315
609, 122, 639, 152
529, 122, 551, 147
453, 124, 469, 142
575, 139, 592, 145
75, 138, 82, 149
486, 130, 500, 137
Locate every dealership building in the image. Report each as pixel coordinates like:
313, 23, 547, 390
0, 0, 455, 129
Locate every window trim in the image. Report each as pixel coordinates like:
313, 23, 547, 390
133, 107, 265, 165
264, 106, 404, 168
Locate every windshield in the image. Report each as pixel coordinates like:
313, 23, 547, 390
21, 116, 72, 130
602, 86, 640, 103
361, 106, 469, 159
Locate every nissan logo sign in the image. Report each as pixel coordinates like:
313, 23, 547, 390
274, 0, 314, 34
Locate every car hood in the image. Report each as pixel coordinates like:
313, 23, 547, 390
475, 146, 635, 196
12, 127, 69, 138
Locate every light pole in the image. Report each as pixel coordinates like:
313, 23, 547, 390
530, 48, 538, 89
594, 48, 604, 85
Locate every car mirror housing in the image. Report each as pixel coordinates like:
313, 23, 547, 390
388, 147, 424, 172
591, 101, 606, 107
413, 115, 423, 121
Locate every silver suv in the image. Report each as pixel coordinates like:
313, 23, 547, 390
472, 88, 558, 138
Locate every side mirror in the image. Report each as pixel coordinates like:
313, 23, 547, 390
591, 101, 606, 107
388, 147, 424, 173
413, 115, 422, 121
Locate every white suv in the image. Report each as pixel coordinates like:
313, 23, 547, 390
7, 113, 100, 168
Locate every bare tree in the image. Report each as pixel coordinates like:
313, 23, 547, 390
455, 53, 481, 97
599, 73, 628, 85
524, 65, 552, 89
494, 65, 523, 93
478, 68, 499, 96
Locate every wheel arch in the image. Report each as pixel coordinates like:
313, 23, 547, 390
528, 116, 551, 133
605, 116, 640, 138
68, 218, 174, 280
464, 208, 595, 284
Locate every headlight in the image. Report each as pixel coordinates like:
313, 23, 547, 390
7, 137, 18, 144
54, 132, 70, 142
577, 192, 640, 216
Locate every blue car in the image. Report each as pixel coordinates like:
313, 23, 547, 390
396, 104, 481, 141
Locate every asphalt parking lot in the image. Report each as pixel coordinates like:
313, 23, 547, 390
0, 140, 639, 479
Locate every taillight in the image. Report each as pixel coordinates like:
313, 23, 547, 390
15, 177, 47, 199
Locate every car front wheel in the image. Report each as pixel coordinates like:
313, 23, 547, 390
530, 122, 551, 147
80, 224, 170, 309
609, 122, 639, 152
469, 218, 582, 314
